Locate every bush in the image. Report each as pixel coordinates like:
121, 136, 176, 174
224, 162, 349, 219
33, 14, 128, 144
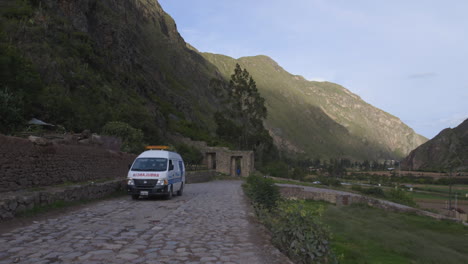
244, 175, 336, 263
352, 186, 385, 197
0, 88, 24, 134
387, 188, 417, 207
318, 176, 342, 187
170, 119, 213, 142
269, 201, 336, 264
101, 121, 145, 153
175, 143, 203, 169
244, 174, 281, 211
260, 161, 289, 178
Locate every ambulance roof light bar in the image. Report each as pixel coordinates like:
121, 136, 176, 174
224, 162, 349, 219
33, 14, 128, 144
146, 145, 170, 150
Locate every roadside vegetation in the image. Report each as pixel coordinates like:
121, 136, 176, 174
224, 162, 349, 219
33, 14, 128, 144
270, 177, 419, 207
350, 185, 417, 207
244, 174, 468, 264
243, 174, 337, 264
266, 156, 468, 214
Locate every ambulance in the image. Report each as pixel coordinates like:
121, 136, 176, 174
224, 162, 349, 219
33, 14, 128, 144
127, 146, 185, 199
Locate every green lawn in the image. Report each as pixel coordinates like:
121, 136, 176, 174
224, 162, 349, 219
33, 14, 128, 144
313, 201, 468, 264
410, 185, 468, 201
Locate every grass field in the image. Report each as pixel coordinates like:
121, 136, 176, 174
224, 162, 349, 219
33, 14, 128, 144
314, 201, 468, 264
273, 177, 468, 213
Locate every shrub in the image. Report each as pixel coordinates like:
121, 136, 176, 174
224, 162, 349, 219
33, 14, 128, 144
101, 121, 145, 153
317, 176, 342, 187
244, 175, 336, 263
260, 161, 289, 178
269, 201, 336, 264
387, 188, 417, 207
0, 88, 24, 134
175, 143, 203, 169
364, 187, 385, 197
244, 174, 281, 211
170, 119, 213, 142
351, 185, 385, 197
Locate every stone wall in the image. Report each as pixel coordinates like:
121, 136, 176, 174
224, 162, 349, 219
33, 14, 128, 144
169, 135, 255, 177
279, 186, 463, 222
279, 186, 413, 211
0, 180, 126, 221
0, 134, 219, 221
186, 171, 217, 184
0, 135, 136, 193
0, 170, 217, 221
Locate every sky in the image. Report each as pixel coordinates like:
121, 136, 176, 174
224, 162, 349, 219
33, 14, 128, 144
158, 0, 468, 139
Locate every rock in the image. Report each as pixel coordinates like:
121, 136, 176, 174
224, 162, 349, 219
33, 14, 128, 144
8, 200, 18, 211
90, 134, 103, 146
28, 136, 51, 146
80, 130, 91, 140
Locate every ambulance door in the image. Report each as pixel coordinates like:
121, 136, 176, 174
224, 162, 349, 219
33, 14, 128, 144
171, 159, 181, 191
178, 160, 185, 184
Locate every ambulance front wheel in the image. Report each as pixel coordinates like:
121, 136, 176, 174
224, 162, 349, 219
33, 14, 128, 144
165, 185, 173, 200
131, 194, 139, 200
177, 183, 184, 196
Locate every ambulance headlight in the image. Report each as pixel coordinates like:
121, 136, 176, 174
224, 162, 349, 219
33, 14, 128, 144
157, 179, 168, 185
127, 179, 135, 186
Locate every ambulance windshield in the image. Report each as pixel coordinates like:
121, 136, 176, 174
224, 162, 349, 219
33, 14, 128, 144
131, 158, 168, 172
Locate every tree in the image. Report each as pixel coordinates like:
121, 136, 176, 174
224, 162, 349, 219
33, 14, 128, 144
102, 121, 145, 153
211, 64, 277, 167
223, 64, 267, 148
0, 88, 24, 134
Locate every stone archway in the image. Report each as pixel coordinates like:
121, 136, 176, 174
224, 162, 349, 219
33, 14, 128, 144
230, 156, 243, 177
206, 152, 216, 170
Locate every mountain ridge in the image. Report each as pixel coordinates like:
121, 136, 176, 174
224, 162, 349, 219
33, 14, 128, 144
202, 52, 427, 160
402, 119, 468, 171
2, 0, 426, 162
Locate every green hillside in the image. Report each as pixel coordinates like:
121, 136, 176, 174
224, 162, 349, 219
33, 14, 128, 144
202, 53, 427, 160
1, 0, 220, 142
1, 0, 426, 162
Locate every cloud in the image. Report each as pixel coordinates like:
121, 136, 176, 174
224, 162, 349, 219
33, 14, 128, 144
407, 72, 437, 79
308, 77, 327, 82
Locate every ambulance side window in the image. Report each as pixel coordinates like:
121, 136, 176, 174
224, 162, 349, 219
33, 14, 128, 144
178, 161, 184, 174
169, 160, 174, 171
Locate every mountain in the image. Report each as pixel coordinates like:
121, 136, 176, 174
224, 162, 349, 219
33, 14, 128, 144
2, 0, 425, 161
402, 119, 468, 171
1, 0, 220, 141
201, 53, 427, 160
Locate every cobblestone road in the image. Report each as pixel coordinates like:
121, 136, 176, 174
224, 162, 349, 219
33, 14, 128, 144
0, 181, 291, 264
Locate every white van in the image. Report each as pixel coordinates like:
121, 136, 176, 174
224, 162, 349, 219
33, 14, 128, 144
127, 146, 185, 199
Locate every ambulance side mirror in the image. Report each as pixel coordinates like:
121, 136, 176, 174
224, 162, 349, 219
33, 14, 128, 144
128, 164, 131, 169
169, 164, 174, 171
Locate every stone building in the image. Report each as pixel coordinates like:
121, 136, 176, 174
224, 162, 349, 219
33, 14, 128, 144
169, 136, 254, 177
204, 147, 254, 177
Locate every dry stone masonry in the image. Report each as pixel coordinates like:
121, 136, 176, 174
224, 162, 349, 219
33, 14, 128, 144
169, 135, 255, 177
0, 134, 136, 193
